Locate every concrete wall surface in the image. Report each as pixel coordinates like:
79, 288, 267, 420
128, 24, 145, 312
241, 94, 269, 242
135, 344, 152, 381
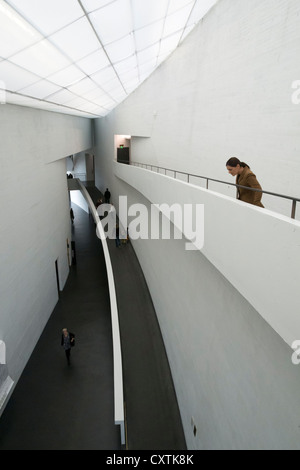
0, 104, 92, 389
107, 164, 300, 450
115, 162, 300, 348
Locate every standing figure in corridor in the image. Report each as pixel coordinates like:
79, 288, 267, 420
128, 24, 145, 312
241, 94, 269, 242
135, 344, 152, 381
61, 328, 75, 365
226, 157, 264, 208
104, 188, 111, 204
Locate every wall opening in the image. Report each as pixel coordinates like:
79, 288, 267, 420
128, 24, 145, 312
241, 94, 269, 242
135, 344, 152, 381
55, 259, 60, 296
85, 153, 95, 182
115, 135, 131, 164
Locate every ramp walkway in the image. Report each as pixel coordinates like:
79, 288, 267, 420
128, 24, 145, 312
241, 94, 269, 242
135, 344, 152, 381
0, 183, 185, 450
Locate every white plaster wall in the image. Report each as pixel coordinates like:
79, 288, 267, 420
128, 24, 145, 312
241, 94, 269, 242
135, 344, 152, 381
109, 172, 300, 450
93, 0, 300, 449
0, 104, 92, 387
66, 151, 90, 179
115, 162, 300, 347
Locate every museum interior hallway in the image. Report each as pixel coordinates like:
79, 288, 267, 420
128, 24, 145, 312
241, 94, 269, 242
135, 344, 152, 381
0, 185, 186, 450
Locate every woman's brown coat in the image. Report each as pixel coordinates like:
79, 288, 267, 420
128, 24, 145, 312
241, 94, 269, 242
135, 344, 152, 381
236, 167, 264, 207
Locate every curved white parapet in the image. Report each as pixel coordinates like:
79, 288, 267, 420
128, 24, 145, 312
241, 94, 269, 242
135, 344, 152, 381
0, 341, 5, 364
77, 180, 125, 446
0, 341, 14, 414
114, 162, 300, 348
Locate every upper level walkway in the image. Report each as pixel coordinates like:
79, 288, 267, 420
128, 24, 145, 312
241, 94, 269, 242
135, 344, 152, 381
0, 183, 185, 450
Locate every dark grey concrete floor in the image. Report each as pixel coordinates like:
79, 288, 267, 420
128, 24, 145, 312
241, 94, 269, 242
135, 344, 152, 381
108, 237, 186, 450
0, 202, 120, 450
0, 185, 186, 450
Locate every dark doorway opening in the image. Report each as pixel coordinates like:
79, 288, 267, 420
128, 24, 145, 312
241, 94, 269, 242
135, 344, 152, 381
55, 259, 60, 296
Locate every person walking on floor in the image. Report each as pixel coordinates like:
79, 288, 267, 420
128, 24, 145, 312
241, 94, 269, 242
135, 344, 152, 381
61, 328, 75, 365
70, 208, 75, 224
104, 188, 111, 204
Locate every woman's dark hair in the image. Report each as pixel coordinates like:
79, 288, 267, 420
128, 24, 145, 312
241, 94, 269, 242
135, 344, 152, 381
226, 157, 249, 168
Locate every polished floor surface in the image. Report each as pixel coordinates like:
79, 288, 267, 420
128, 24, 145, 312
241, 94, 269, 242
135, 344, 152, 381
0, 185, 186, 450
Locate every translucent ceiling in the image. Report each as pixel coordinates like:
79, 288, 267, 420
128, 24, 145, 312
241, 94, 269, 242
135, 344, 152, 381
0, 0, 217, 118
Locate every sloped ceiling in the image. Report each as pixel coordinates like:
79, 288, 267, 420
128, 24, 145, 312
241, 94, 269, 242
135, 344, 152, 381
0, 0, 217, 118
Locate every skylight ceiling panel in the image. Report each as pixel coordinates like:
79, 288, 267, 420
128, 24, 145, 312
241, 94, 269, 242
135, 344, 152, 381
0, 60, 40, 91
114, 55, 138, 76
6, 0, 84, 36
47, 65, 86, 88
156, 51, 174, 66
0, 1, 42, 58
187, 0, 217, 27
114, 65, 139, 88
81, 0, 114, 14
5, 89, 93, 117
180, 24, 195, 43
163, 4, 193, 38
123, 77, 140, 94
10, 40, 71, 78
49, 17, 100, 62
138, 58, 158, 77
68, 77, 98, 96
136, 44, 160, 66
77, 49, 110, 75
120, 67, 140, 83
82, 88, 106, 102
105, 104, 117, 114
134, 20, 164, 52
104, 34, 135, 64
167, 0, 195, 15
107, 87, 127, 104
78, 101, 104, 113
100, 76, 124, 94
131, 0, 169, 30
19, 79, 61, 99
47, 88, 78, 105
65, 96, 94, 110
91, 66, 119, 88
92, 94, 111, 107
96, 95, 115, 109
159, 32, 182, 57
89, 0, 132, 45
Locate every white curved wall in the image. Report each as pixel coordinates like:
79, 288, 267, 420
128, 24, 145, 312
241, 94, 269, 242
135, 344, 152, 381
112, 165, 300, 449
115, 162, 300, 347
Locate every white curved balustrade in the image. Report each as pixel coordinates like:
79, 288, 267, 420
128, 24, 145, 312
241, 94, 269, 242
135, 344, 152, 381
77, 181, 125, 446
115, 161, 300, 348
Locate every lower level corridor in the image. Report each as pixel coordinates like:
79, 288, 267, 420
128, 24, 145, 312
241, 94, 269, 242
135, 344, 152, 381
0, 185, 186, 450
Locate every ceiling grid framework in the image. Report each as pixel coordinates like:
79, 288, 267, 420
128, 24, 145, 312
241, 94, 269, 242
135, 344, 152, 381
0, 0, 217, 118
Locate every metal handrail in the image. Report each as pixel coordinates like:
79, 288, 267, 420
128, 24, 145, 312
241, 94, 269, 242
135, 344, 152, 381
130, 161, 299, 219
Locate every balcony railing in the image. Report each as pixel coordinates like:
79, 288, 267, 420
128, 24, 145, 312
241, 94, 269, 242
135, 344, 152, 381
130, 161, 299, 220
